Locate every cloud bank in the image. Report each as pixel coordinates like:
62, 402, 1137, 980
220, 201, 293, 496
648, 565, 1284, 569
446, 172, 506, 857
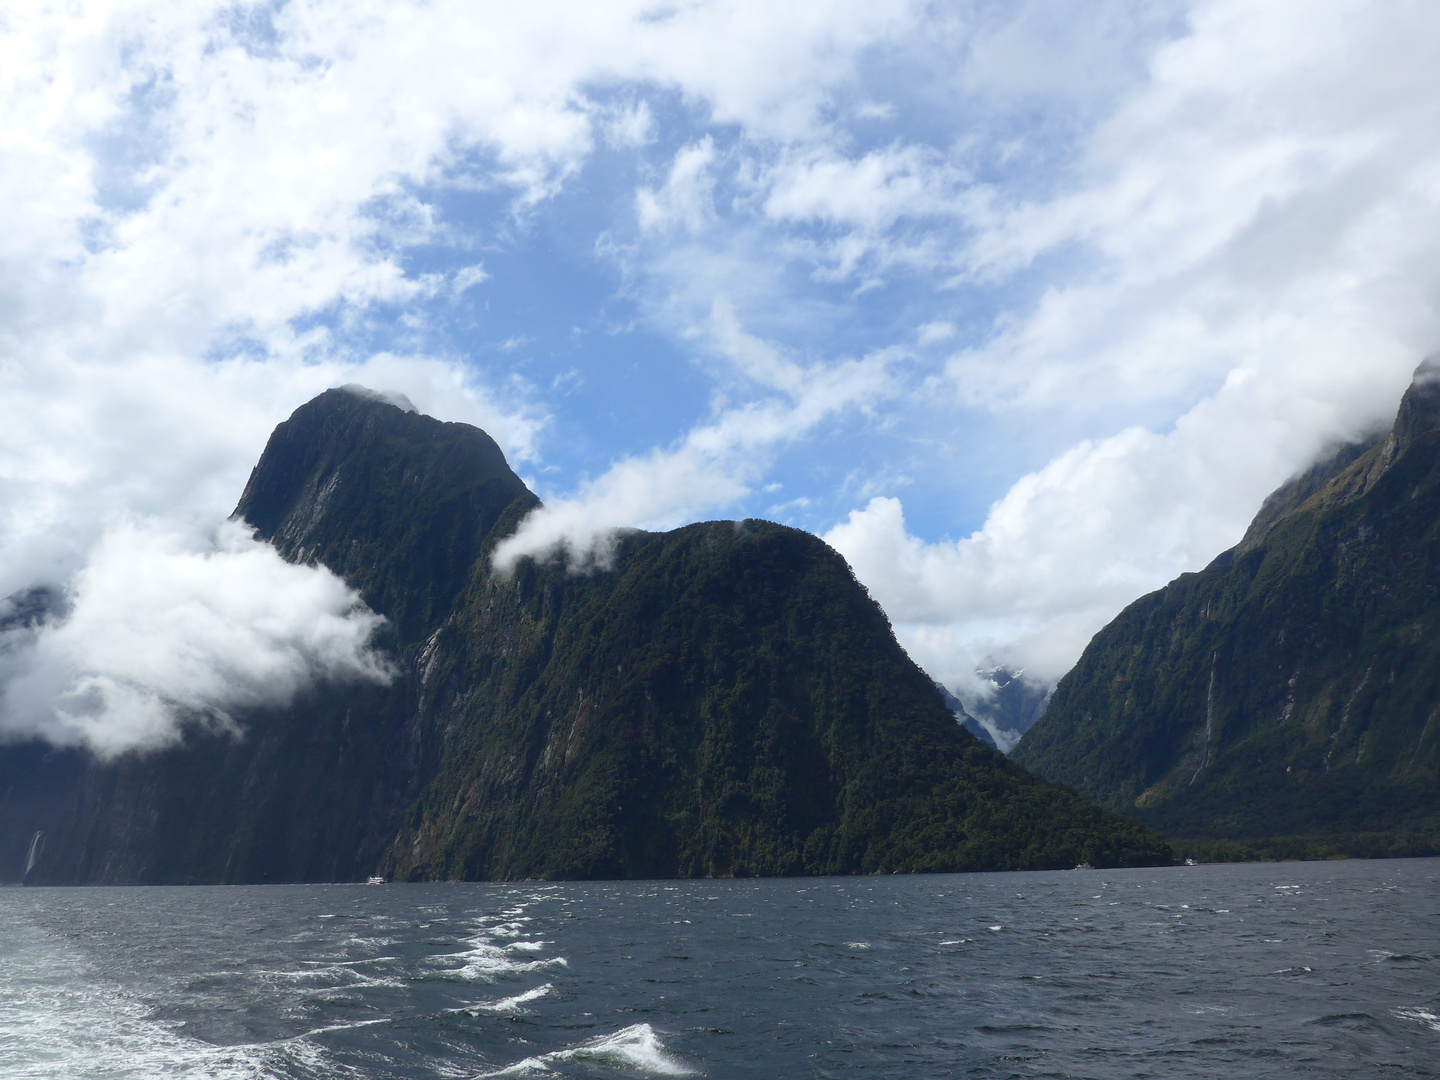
0, 521, 393, 758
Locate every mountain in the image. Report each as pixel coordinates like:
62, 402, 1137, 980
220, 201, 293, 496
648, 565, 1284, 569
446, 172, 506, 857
1013, 361, 1440, 859
2, 388, 1169, 882
935, 683, 1001, 750
233, 384, 539, 643
945, 669, 1051, 754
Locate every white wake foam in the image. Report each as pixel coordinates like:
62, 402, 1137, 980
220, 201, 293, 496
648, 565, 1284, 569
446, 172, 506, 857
439, 934, 568, 982
1395, 1007, 1440, 1032
0, 915, 333, 1080
464, 984, 554, 1015
477, 1022, 694, 1076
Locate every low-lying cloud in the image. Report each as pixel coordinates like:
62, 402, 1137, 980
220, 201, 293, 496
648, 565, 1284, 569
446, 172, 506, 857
492, 300, 896, 574
0, 521, 394, 758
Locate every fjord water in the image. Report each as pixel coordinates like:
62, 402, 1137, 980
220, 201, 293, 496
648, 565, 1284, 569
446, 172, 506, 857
0, 861, 1435, 1079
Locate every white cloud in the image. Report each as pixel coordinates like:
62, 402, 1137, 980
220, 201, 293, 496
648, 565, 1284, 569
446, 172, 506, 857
637, 138, 720, 234
494, 300, 896, 572
613, 0, 918, 141
452, 264, 491, 295
763, 145, 963, 232
0, 520, 392, 758
829, 0, 1440, 693
957, 0, 1184, 110
917, 321, 956, 346
602, 99, 657, 148
1, 0, 926, 368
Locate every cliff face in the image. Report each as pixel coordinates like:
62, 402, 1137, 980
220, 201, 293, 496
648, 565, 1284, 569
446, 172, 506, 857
234, 387, 539, 644
385, 520, 1168, 878
1, 680, 422, 885
3, 389, 1169, 882
1013, 362, 1440, 856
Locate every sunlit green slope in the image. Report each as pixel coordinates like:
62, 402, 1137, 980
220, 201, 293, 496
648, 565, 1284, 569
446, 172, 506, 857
1014, 363, 1440, 857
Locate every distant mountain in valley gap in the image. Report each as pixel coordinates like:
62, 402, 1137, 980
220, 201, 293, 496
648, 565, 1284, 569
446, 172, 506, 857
0, 388, 1168, 883
1014, 360, 1440, 860
935, 683, 999, 750
939, 670, 1050, 754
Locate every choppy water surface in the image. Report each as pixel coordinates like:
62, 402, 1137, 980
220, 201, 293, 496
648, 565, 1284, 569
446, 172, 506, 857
0, 859, 1436, 1078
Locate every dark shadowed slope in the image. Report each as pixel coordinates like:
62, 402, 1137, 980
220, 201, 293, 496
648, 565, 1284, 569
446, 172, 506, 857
4, 388, 1168, 882
386, 519, 1167, 878
234, 386, 539, 643
1014, 361, 1440, 858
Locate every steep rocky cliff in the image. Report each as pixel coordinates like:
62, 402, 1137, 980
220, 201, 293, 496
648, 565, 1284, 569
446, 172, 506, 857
3, 388, 1169, 881
1014, 362, 1440, 857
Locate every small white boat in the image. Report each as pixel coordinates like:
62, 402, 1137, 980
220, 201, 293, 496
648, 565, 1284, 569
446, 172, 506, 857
1073, 862, 1094, 870
365, 875, 386, 885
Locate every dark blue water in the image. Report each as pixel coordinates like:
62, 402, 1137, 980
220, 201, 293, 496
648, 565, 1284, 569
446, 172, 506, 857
0, 858, 1436, 1078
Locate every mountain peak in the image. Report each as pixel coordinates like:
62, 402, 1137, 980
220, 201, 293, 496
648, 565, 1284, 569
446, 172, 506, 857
1014, 357, 1440, 857
336, 383, 419, 414
233, 389, 538, 642
1233, 357, 1440, 555
1392, 354, 1440, 455
1234, 435, 1381, 554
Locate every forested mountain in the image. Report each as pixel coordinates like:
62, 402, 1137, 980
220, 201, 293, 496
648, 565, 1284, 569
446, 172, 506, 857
1, 388, 1168, 882
1014, 362, 1440, 858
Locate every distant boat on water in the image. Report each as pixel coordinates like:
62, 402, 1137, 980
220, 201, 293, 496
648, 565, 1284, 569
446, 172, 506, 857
365, 875, 386, 885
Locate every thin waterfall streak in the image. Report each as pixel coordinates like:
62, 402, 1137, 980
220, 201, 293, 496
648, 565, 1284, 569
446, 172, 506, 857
22, 830, 44, 883
1191, 653, 1216, 786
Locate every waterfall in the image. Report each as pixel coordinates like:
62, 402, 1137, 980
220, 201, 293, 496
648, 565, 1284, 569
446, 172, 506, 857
22, 830, 43, 883
1190, 653, 1216, 785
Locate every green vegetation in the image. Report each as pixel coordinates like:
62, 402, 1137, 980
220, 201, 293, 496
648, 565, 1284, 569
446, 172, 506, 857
10, 389, 1168, 883
1014, 365, 1440, 856
1171, 833, 1440, 865
387, 520, 1167, 879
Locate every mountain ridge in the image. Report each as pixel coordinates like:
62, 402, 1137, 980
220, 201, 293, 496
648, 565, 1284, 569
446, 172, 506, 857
1013, 360, 1440, 858
0, 388, 1170, 882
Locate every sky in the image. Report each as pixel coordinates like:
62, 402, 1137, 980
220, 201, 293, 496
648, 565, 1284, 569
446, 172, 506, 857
3, 0, 1440, 753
